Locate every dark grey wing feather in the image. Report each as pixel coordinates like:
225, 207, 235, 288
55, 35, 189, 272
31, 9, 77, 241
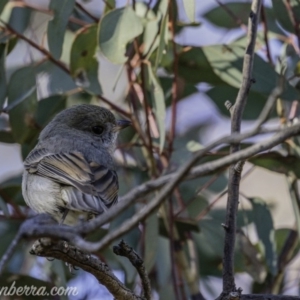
24, 148, 118, 214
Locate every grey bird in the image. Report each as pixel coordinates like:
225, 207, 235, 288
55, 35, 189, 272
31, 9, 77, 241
22, 104, 130, 226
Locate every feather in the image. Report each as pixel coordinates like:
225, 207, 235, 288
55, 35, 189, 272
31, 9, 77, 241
24, 149, 118, 215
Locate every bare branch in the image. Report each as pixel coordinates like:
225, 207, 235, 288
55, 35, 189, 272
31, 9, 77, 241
222, 0, 262, 295
113, 240, 151, 300
0, 231, 22, 273
30, 239, 144, 300
0, 122, 295, 267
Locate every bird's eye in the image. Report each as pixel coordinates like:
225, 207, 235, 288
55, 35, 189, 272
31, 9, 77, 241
92, 126, 104, 135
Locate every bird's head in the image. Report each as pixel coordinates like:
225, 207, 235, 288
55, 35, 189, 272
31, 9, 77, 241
39, 104, 130, 153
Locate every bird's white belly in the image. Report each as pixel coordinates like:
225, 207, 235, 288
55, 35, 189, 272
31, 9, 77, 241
22, 172, 64, 216
22, 171, 92, 225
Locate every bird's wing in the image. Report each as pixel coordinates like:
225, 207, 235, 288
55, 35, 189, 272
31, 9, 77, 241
24, 148, 118, 214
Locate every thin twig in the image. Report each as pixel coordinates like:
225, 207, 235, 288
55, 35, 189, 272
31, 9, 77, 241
0, 231, 22, 273
215, 0, 247, 30
260, 3, 273, 65
0, 20, 70, 74
222, 0, 262, 295
74, 122, 300, 252
113, 240, 151, 300
168, 0, 179, 156
75, 2, 99, 22
285, 0, 300, 50
1, 122, 300, 269
0, 20, 131, 118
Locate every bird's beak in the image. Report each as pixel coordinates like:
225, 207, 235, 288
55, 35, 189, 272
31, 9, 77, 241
114, 120, 131, 131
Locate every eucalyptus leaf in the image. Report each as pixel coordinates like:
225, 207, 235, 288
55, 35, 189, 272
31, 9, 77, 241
250, 151, 300, 179
249, 197, 277, 275
70, 24, 102, 94
35, 94, 67, 128
202, 43, 299, 100
152, 0, 169, 68
8, 6, 31, 34
0, 44, 7, 109
147, 65, 166, 152
7, 66, 38, 144
144, 213, 158, 272
48, 0, 75, 59
272, 0, 300, 33
0, 131, 15, 143
98, 7, 143, 64
0, 0, 8, 15
182, 0, 195, 23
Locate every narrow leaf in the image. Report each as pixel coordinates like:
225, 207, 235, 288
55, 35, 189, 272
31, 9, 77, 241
0, 44, 7, 110
144, 214, 158, 272
147, 65, 166, 152
154, 11, 168, 70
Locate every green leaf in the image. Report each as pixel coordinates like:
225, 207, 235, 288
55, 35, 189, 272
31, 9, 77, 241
204, 2, 251, 29
39, 60, 76, 94
237, 231, 267, 283
204, 2, 282, 34
70, 24, 102, 95
272, 0, 300, 34
0, 219, 22, 258
0, 197, 9, 216
98, 6, 143, 64
250, 197, 277, 275
147, 65, 166, 152
286, 173, 300, 246
177, 47, 224, 85
201, 43, 299, 100
156, 236, 172, 285
182, 0, 195, 23
154, 10, 168, 70
142, 7, 160, 58
104, 0, 116, 13
154, 1, 169, 71
159, 77, 197, 106
144, 213, 158, 272
275, 228, 299, 257
0, 44, 7, 110
7, 66, 38, 144
0, 131, 15, 143
8, 6, 31, 34
47, 0, 75, 59
35, 94, 67, 128
250, 151, 300, 179
0, 176, 23, 205
0, 0, 8, 15
207, 85, 273, 120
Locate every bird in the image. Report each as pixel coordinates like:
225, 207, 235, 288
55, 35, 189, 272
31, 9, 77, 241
22, 104, 130, 226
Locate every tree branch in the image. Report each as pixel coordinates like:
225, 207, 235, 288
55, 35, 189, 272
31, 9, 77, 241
222, 0, 262, 295
113, 240, 151, 300
30, 238, 144, 300
10, 121, 300, 255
